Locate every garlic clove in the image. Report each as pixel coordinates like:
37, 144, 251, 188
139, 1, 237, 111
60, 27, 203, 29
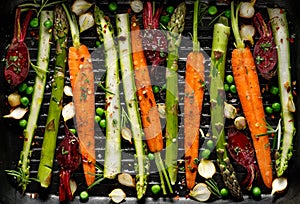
71, 0, 93, 16
79, 12, 95, 33
109, 188, 126, 203
118, 173, 136, 187
3, 107, 28, 119
62, 102, 75, 122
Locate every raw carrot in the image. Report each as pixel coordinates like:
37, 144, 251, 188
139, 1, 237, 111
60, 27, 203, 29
231, 2, 273, 188
130, 15, 173, 195
62, 3, 95, 187
183, 0, 204, 190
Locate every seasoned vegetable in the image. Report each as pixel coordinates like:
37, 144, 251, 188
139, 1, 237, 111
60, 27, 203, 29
209, 16, 243, 199
62, 3, 96, 186
231, 1, 273, 188
130, 14, 172, 195
165, 1, 186, 185
56, 125, 81, 201
268, 7, 296, 177
183, 0, 204, 190
94, 5, 121, 179
4, 8, 33, 87
37, 5, 69, 189
253, 12, 277, 80
116, 12, 149, 199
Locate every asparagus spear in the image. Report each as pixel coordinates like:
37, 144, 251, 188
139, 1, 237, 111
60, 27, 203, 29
268, 8, 296, 177
37, 5, 68, 188
116, 13, 149, 200
209, 17, 243, 200
165, 1, 186, 185
94, 5, 121, 179
6, 10, 54, 193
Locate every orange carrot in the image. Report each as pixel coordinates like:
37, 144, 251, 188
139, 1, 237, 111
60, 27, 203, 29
231, 2, 272, 188
130, 15, 163, 153
183, 0, 205, 190
130, 15, 173, 195
63, 4, 95, 186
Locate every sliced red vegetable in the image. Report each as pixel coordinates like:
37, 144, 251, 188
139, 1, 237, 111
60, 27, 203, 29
56, 124, 81, 201
4, 8, 33, 87
253, 12, 278, 80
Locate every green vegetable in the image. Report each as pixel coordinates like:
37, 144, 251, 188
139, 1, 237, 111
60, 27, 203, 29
151, 184, 161, 195
208, 5, 218, 15
160, 15, 170, 25
80, 191, 89, 202
99, 119, 106, 128
147, 153, 155, 160
20, 96, 29, 107
201, 149, 211, 159
116, 12, 149, 200
6, 10, 54, 193
18, 83, 28, 92
209, 17, 243, 199
206, 139, 214, 150
30, 17, 39, 28
224, 83, 229, 91
19, 119, 27, 128
95, 40, 101, 47
165, 1, 186, 185
25, 86, 34, 95
226, 74, 234, 84
95, 5, 121, 179
37, 5, 68, 188
96, 107, 105, 116
69, 128, 76, 134
95, 115, 101, 122
220, 187, 229, 197
265, 106, 273, 115
272, 102, 281, 112
270, 86, 279, 95
166, 6, 175, 14
152, 85, 160, 94
229, 84, 237, 93
252, 186, 261, 197
224, 9, 231, 18
43, 19, 53, 29
108, 2, 117, 12
268, 7, 296, 177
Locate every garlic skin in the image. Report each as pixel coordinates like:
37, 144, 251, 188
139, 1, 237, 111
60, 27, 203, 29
224, 102, 237, 119
130, 0, 143, 13
79, 12, 95, 33
3, 107, 28, 119
234, 116, 247, 130
71, 0, 93, 16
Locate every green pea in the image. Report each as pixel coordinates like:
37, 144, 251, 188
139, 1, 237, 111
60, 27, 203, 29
147, 153, 155, 160
206, 139, 214, 150
270, 86, 279, 95
272, 102, 281, 112
152, 85, 160, 94
224, 83, 229, 91
201, 149, 211, 159
161, 83, 167, 91
252, 186, 261, 197
20, 96, 29, 107
151, 184, 161, 195
26, 86, 34, 95
29, 17, 39, 28
79, 191, 89, 202
226, 75, 234, 84
265, 106, 273, 115
229, 84, 237, 93
96, 107, 105, 117
160, 15, 170, 25
69, 128, 76, 134
95, 40, 101, 47
220, 187, 229, 197
95, 115, 101, 123
18, 83, 28, 93
224, 9, 231, 18
19, 119, 27, 128
108, 2, 117, 12
166, 6, 175, 14
43, 20, 53, 29
99, 119, 106, 128
208, 5, 218, 15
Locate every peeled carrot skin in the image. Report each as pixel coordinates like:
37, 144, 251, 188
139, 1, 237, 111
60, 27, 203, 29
231, 47, 273, 188
68, 44, 96, 186
184, 51, 205, 189
131, 17, 163, 153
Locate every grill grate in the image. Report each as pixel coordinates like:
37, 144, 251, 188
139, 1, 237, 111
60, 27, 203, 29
2, 0, 296, 202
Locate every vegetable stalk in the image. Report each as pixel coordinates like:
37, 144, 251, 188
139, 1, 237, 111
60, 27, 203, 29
37, 4, 69, 188
209, 17, 243, 199
94, 5, 121, 179
116, 13, 149, 199
165, 1, 186, 185
267, 7, 296, 177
